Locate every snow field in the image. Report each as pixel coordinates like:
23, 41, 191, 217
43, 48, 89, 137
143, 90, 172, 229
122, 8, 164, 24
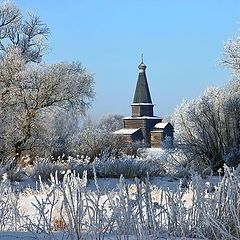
1, 165, 239, 239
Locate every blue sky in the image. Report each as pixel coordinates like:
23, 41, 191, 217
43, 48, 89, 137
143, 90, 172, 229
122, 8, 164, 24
15, 0, 240, 119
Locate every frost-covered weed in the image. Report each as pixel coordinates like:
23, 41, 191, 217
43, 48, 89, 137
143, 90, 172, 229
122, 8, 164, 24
0, 176, 27, 231
0, 159, 26, 182
2, 161, 240, 239
200, 165, 240, 239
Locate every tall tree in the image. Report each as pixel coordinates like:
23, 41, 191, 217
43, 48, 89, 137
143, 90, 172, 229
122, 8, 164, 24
173, 33, 240, 172
0, 2, 95, 160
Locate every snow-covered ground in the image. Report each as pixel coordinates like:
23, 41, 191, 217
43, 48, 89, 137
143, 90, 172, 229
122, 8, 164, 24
0, 169, 222, 240
1, 145, 235, 240
0, 232, 202, 240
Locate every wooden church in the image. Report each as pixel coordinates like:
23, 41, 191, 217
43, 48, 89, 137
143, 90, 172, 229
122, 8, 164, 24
114, 58, 174, 148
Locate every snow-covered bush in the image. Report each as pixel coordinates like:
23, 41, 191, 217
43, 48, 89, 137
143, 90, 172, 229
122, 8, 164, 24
224, 146, 240, 167
28, 158, 65, 181
140, 148, 189, 177
94, 157, 165, 179
25, 150, 180, 181
66, 156, 94, 178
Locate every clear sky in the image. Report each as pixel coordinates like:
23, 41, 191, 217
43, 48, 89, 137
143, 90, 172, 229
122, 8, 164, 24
14, 0, 240, 119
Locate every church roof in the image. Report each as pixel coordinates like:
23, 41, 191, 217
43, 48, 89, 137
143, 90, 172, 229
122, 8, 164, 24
154, 122, 169, 129
133, 59, 152, 104
153, 122, 174, 129
123, 116, 162, 120
113, 128, 140, 135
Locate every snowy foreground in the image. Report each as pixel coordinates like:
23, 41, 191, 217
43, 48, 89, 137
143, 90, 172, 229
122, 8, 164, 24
0, 174, 183, 240
0, 232, 199, 240
0, 165, 239, 240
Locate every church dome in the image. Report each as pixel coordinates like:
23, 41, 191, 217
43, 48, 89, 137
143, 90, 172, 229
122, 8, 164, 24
138, 62, 146, 70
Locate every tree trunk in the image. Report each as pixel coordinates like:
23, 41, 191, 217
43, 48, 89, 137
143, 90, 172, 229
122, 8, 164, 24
14, 140, 24, 161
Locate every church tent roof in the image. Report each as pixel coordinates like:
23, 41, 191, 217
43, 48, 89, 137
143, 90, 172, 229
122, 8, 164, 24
133, 60, 152, 104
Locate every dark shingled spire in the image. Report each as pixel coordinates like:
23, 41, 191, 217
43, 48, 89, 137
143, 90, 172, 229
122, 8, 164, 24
133, 57, 152, 103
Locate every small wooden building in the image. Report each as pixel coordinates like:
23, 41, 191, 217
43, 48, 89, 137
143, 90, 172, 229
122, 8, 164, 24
113, 128, 143, 144
114, 58, 174, 148
150, 122, 174, 148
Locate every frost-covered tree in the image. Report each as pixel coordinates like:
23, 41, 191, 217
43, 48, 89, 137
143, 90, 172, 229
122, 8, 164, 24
29, 104, 82, 158
222, 34, 240, 77
0, 48, 94, 161
173, 33, 240, 172
0, 2, 95, 161
72, 114, 124, 161
97, 113, 123, 132
0, 1, 49, 63
174, 87, 224, 172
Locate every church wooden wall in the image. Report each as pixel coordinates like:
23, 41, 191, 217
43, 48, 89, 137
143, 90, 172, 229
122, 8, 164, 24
150, 123, 174, 148
132, 105, 153, 117
150, 131, 163, 148
124, 118, 161, 146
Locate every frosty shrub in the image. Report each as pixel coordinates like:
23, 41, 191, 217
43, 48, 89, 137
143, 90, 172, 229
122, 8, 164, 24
65, 156, 95, 178
93, 147, 188, 179
140, 148, 189, 177
173, 80, 240, 173
83, 148, 181, 178
94, 157, 166, 179
224, 146, 240, 167
60, 155, 166, 179
22, 151, 178, 181
28, 157, 65, 181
